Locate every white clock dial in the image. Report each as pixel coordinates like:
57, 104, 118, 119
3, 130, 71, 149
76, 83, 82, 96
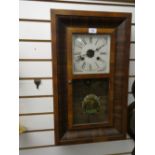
72, 34, 111, 74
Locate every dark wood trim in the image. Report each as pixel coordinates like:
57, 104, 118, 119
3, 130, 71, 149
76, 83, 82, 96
19, 77, 52, 80
129, 59, 135, 61
19, 18, 135, 25
19, 95, 53, 98
25, 129, 54, 133
19, 145, 55, 150
19, 112, 54, 116
19, 59, 52, 62
23, 0, 135, 7
19, 39, 51, 42
129, 75, 135, 78
19, 40, 134, 43
24, 128, 132, 136
19, 40, 134, 44
19, 18, 51, 23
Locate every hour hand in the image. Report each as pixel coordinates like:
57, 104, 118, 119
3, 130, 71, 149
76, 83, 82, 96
95, 44, 105, 52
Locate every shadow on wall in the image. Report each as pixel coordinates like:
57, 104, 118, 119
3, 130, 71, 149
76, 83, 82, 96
128, 80, 135, 155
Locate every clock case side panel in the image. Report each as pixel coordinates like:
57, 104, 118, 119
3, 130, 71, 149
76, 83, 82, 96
51, 11, 69, 145
113, 17, 132, 134
51, 9, 132, 145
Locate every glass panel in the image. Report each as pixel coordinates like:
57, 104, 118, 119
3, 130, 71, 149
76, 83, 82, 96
72, 78, 109, 125
72, 34, 111, 74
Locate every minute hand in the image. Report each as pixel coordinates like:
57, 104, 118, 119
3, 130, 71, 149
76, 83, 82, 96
95, 44, 105, 52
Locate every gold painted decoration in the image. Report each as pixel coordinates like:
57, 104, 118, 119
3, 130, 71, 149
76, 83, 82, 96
82, 94, 101, 115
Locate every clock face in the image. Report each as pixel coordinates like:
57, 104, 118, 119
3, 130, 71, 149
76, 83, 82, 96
72, 34, 111, 74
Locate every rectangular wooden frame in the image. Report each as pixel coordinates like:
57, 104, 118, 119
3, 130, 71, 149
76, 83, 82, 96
51, 9, 131, 145
66, 27, 116, 130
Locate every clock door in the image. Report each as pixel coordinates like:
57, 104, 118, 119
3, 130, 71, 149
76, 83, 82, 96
66, 27, 115, 130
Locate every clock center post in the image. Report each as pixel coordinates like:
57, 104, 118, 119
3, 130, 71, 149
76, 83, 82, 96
86, 49, 95, 58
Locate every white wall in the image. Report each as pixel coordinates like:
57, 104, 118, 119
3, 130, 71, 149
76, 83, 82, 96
19, 1, 135, 155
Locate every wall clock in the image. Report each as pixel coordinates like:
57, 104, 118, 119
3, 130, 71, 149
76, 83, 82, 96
51, 9, 131, 145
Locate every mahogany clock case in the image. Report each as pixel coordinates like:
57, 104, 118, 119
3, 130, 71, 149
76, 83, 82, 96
51, 9, 131, 145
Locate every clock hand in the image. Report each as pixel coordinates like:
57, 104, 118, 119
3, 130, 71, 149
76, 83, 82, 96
80, 54, 87, 57
95, 38, 108, 52
95, 44, 105, 52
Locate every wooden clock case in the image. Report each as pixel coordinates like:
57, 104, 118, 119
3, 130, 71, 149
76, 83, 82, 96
51, 9, 131, 145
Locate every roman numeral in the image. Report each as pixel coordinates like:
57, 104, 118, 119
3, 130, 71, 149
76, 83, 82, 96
82, 62, 86, 69
74, 52, 81, 55
89, 36, 93, 44
82, 39, 87, 45
76, 44, 83, 49
75, 56, 81, 62
99, 58, 105, 63
95, 62, 99, 68
100, 52, 106, 55
95, 39, 99, 45
89, 64, 92, 71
